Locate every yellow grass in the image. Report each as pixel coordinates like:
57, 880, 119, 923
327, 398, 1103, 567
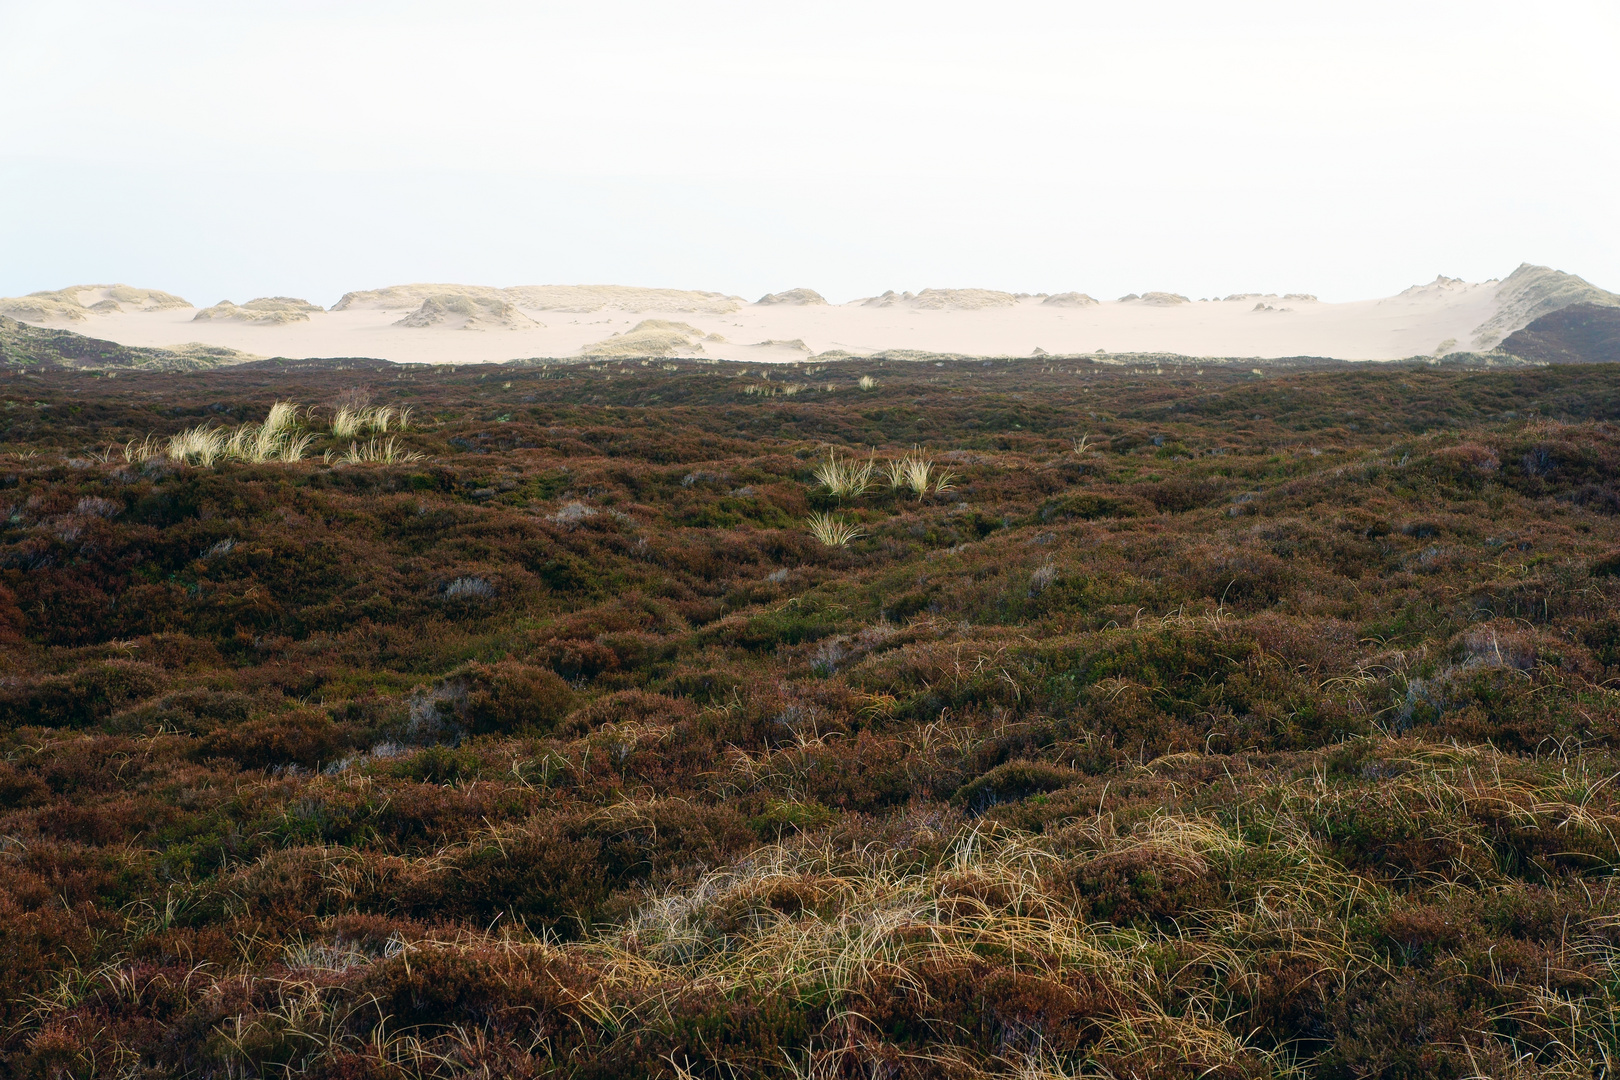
807, 512, 864, 547
326, 437, 425, 465
883, 447, 955, 496
811, 449, 873, 498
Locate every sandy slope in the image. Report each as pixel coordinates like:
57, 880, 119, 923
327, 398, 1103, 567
4, 267, 1614, 365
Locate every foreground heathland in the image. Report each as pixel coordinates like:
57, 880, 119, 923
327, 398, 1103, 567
2, 355, 1620, 1078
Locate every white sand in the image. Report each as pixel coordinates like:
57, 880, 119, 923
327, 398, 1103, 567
7, 266, 1611, 365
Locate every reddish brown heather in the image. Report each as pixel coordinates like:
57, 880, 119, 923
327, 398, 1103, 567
1, 355, 1620, 1077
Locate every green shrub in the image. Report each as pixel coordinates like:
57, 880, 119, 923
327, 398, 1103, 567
954, 761, 1081, 814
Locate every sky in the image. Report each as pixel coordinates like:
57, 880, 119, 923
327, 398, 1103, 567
1, 0, 1617, 307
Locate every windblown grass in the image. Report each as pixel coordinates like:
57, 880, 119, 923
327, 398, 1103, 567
132, 400, 312, 466
807, 511, 865, 546
884, 447, 955, 496
331, 403, 410, 438
326, 436, 425, 465
811, 448, 873, 498
165, 424, 225, 466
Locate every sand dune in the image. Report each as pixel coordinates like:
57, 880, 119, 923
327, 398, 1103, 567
3, 264, 1615, 365
194, 297, 323, 325
332, 284, 508, 312
1122, 291, 1192, 306
506, 285, 743, 314
579, 319, 711, 357
756, 288, 826, 306
0, 284, 190, 322
333, 283, 742, 315
860, 288, 1022, 310
1468, 263, 1620, 350
394, 294, 542, 331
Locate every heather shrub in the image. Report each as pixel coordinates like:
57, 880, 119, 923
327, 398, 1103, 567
195, 707, 350, 770
953, 760, 1081, 814
4, 358, 1620, 1076
559, 688, 693, 735
0, 660, 166, 728
457, 660, 576, 735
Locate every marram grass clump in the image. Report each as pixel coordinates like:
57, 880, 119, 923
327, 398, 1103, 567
884, 446, 955, 496
811, 448, 874, 498
808, 511, 864, 546
326, 436, 425, 465
127, 400, 313, 466
331, 403, 411, 438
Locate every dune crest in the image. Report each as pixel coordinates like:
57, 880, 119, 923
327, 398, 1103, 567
0, 314, 253, 369
580, 319, 710, 357
1041, 292, 1097, 307
1469, 263, 1620, 350
756, 288, 827, 306
1119, 291, 1191, 306
0, 284, 191, 322
860, 288, 1020, 310
1222, 293, 1319, 303
194, 297, 323, 325
333, 283, 743, 315
506, 285, 743, 314
395, 294, 542, 331
7, 264, 1617, 364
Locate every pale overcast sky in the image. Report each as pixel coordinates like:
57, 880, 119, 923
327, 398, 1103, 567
1, 0, 1616, 305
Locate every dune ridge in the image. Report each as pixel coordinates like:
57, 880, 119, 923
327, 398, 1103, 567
755, 288, 827, 306
333, 283, 743, 315
4, 264, 1617, 364
193, 297, 323, 325
0, 314, 254, 370
1469, 262, 1620, 350
860, 288, 1022, 310
0, 284, 190, 322
1119, 291, 1191, 306
579, 319, 711, 357
395, 294, 543, 331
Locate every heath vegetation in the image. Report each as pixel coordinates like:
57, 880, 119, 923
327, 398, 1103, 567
1, 354, 1619, 1077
